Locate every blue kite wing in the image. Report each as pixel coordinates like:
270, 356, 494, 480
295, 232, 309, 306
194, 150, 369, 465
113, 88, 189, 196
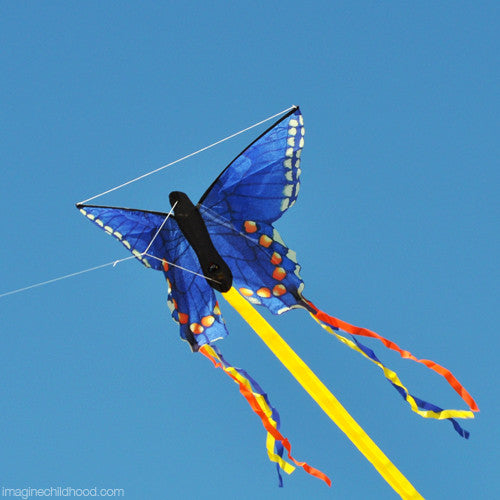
161, 230, 228, 349
77, 107, 307, 344
77, 204, 228, 349
197, 106, 307, 315
77, 205, 175, 269
200, 207, 305, 315
199, 107, 304, 224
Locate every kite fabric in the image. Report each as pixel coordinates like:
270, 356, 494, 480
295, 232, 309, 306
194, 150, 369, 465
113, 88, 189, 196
77, 106, 478, 493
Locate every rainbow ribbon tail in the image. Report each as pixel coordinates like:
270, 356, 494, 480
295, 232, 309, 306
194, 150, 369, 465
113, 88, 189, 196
303, 298, 479, 438
199, 343, 331, 487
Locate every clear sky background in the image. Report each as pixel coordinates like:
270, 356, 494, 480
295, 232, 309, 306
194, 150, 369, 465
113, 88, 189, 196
1, 2, 498, 499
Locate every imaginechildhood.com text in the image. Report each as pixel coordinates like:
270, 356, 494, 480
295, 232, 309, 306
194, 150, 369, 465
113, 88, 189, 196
1, 487, 124, 499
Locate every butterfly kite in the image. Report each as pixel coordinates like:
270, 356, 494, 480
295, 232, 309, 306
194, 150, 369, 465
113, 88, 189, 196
77, 107, 478, 498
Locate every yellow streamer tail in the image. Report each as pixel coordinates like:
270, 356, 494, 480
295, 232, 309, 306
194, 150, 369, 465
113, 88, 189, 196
222, 286, 424, 499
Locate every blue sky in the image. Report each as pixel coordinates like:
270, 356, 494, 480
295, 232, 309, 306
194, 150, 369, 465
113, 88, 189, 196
1, 2, 498, 498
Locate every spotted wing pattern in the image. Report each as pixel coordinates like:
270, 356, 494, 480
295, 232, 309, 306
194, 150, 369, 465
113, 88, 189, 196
200, 206, 305, 315
160, 229, 228, 349
196, 107, 306, 315
77, 204, 228, 350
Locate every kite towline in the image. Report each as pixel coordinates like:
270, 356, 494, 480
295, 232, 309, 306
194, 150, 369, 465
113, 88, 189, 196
0, 256, 136, 299
0, 204, 220, 299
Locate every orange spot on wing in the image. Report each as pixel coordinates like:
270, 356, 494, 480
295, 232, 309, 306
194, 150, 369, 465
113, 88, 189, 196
213, 302, 221, 315
272, 267, 287, 281
239, 288, 254, 297
162, 260, 169, 271
257, 287, 271, 298
259, 235, 273, 248
190, 323, 204, 334
178, 312, 189, 324
244, 221, 258, 233
172, 299, 178, 309
273, 284, 287, 296
201, 315, 215, 327
270, 252, 282, 265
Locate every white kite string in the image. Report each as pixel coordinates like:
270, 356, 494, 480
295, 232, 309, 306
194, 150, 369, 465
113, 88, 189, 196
0, 253, 219, 299
0, 199, 215, 298
0, 257, 136, 299
0, 104, 295, 300
141, 202, 177, 256
134, 205, 218, 283
78, 105, 296, 205
143, 253, 220, 284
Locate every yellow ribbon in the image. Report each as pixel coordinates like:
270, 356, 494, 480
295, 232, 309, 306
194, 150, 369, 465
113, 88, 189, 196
222, 286, 424, 500
201, 344, 296, 475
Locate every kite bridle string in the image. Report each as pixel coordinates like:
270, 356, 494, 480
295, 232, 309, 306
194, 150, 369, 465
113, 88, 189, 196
78, 105, 297, 205
141, 202, 177, 257
0, 223, 219, 299
143, 253, 220, 284
1, 106, 297, 299
139, 202, 220, 284
197, 203, 261, 245
0, 206, 248, 299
